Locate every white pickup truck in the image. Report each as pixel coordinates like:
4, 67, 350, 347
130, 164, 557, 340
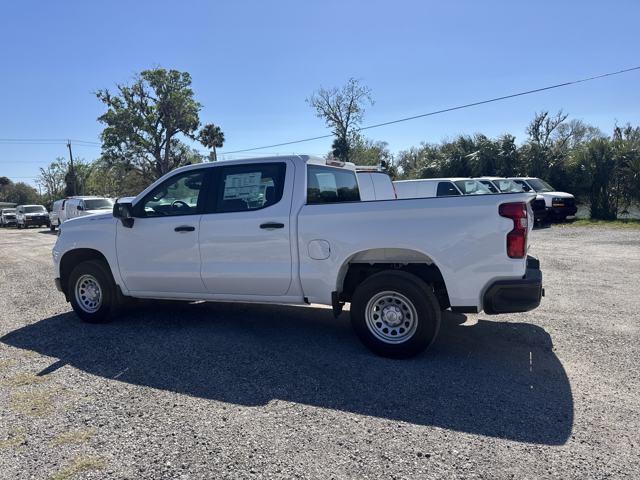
52, 155, 543, 358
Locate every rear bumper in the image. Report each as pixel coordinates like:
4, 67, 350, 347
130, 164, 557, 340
483, 256, 543, 314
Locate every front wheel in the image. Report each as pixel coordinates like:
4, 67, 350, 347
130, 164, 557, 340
68, 260, 116, 323
350, 271, 441, 358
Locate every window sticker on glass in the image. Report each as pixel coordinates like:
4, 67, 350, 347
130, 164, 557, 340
223, 172, 263, 200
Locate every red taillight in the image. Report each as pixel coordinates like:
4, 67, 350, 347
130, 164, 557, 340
499, 202, 528, 258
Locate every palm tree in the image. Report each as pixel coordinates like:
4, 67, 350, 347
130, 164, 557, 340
199, 124, 225, 162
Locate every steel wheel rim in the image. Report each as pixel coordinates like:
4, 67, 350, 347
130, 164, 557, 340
365, 291, 418, 344
75, 274, 103, 313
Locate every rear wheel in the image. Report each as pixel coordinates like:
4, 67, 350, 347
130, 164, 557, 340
68, 260, 116, 323
350, 271, 441, 358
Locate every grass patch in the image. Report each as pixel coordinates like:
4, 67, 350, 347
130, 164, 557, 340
11, 390, 55, 416
564, 219, 640, 229
0, 428, 27, 449
51, 455, 106, 480
52, 428, 95, 446
4, 372, 47, 387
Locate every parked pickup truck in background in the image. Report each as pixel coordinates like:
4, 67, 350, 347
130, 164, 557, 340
52, 155, 543, 358
0, 208, 17, 227
477, 177, 548, 225
16, 204, 49, 229
509, 177, 577, 222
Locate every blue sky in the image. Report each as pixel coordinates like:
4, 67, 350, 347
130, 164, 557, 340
1, 0, 639, 186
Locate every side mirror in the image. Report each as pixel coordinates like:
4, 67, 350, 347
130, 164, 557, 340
113, 202, 134, 228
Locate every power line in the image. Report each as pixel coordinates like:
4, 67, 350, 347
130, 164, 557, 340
221, 65, 640, 154
0, 138, 101, 146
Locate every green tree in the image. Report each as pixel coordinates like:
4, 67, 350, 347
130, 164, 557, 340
37, 158, 93, 201
348, 133, 397, 176
307, 78, 373, 162
0, 181, 40, 205
96, 68, 214, 183
495, 134, 520, 176
198, 123, 225, 162
572, 138, 620, 219
612, 124, 640, 210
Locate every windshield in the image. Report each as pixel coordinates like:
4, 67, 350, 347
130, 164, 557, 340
525, 178, 555, 192
494, 179, 525, 193
24, 206, 46, 213
454, 180, 492, 195
2, 209, 16, 214
84, 198, 114, 210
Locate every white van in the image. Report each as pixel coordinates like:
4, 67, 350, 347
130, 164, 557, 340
49, 199, 66, 230
393, 178, 492, 199
62, 197, 114, 223
355, 168, 396, 201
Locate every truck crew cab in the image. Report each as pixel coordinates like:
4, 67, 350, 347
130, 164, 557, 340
52, 156, 543, 358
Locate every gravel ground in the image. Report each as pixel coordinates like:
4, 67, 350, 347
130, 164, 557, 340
0, 225, 638, 479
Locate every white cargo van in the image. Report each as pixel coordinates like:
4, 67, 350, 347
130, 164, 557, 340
63, 197, 114, 222
393, 178, 492, 199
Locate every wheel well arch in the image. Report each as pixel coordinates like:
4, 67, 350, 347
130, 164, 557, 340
59, 248, 113, 297
336, 248, 450, 309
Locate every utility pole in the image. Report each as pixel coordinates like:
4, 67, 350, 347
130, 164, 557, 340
67, 140, 76, 196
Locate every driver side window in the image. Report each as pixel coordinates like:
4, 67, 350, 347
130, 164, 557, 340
139, 170, 206, 217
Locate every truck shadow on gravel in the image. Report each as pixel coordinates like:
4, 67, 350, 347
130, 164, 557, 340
1, 302, 572, 445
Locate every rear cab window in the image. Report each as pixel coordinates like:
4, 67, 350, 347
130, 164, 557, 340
307, 165, 360, 204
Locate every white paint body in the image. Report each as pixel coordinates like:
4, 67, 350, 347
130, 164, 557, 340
53, 156, 534, 312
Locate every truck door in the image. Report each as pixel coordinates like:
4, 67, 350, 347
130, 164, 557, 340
199, 161, 293, 296
116, 168, 209, 294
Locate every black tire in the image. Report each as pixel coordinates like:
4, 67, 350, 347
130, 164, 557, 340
68, 260, 116, 323
350, 270, 441, 359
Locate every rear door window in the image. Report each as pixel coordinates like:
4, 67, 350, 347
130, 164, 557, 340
436, 182, 461, 197
307, 165, 360, 204
214, 162, 286, 213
